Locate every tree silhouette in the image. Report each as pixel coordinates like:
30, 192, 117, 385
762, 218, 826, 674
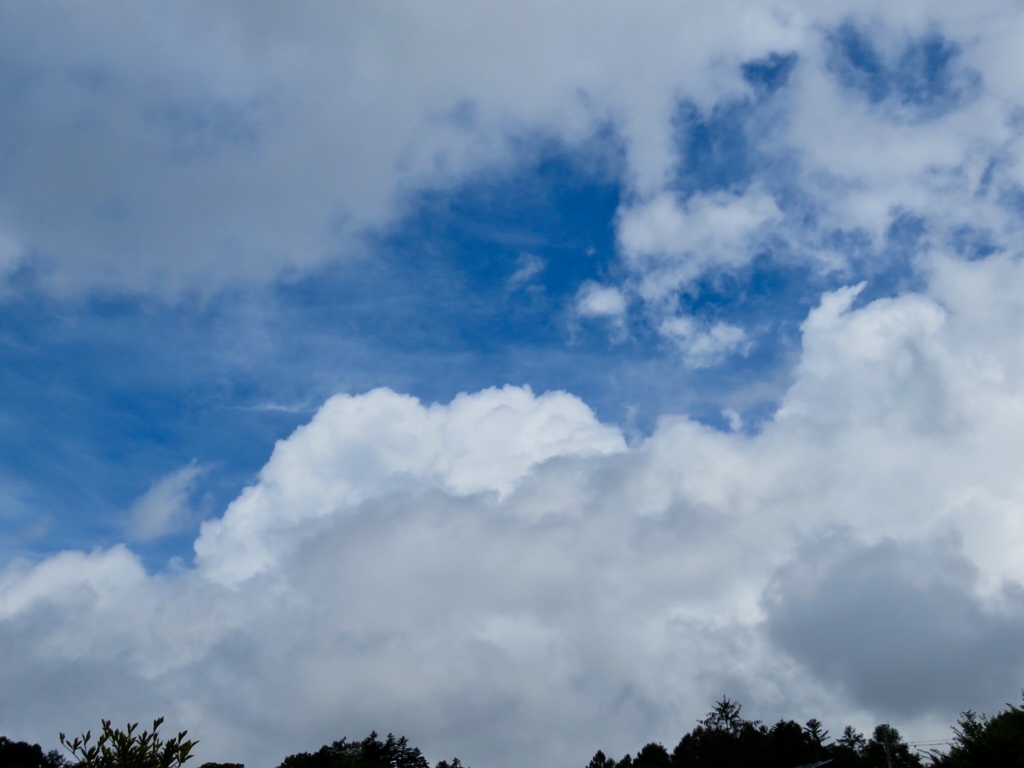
586, 750, 617, 768
276, 732, 457, 768
59, 718, 196, 768
803, 719, 829, 749
581, 697, 953, 768
764, 719, 815, 768
0, 736, 69, 768
864, 724, 921, 768
633, 743, 671, 768
672, 697, 768, 767
699, 698, 758, 736
827, 725, 867, 768
931, 694, 1024, 768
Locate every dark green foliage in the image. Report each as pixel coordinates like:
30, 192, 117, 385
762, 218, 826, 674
586, 750, 617, 768
803, 719, 829, 750
58, 718, 196, 768
699, 697, 759, 735
23, 692, 1024, 768
931, 694, 1024, 768
275, 732, 439, 768
672, 697, 768, 767
764, 719, 816, 768
827, 726, 868, 768
633, 743, 671, 768
0, 736, 70, 768
588, 697, 932, 768
864, 724, 922, 768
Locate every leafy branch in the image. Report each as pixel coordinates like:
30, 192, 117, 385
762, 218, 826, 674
59, 717, 197, 768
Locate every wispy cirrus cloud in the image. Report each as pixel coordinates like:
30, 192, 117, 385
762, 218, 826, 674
127, 462, 208, 543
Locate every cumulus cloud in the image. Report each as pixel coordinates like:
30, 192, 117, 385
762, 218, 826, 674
5, 251, 1024, 765
195, 386, 627, 586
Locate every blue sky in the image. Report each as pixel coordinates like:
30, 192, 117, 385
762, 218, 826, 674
3, 4, 1024, 768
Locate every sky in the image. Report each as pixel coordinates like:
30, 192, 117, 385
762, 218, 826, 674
2, 2, 1024, 766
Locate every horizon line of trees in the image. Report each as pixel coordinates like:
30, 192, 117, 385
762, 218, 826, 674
589, 698, 921, 768
1, 693, 1021, 768
587, 695, 1024, 768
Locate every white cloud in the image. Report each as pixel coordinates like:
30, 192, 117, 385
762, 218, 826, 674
573, 281, 630, 343
195, 386, 627, 586
575, 282, 628, 320
618, 191, 782, 299
0, 545, 147, 622
128, 462, 207, 542
507, 253, 546, 290
722, 407, 744, 432
611, 191, 780, 349
659, 316, 752, 368
0, 1, 792, 297
573, 280, 626, 342
1, 0, 1021, 314
5, 252, 1024, 765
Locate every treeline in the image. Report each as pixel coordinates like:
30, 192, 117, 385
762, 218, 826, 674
1, 694, 1021, 768
0, 726, 462, 768
589, 698, 917, 768
587, 696, 1024, 768
276, 731, 465, 768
